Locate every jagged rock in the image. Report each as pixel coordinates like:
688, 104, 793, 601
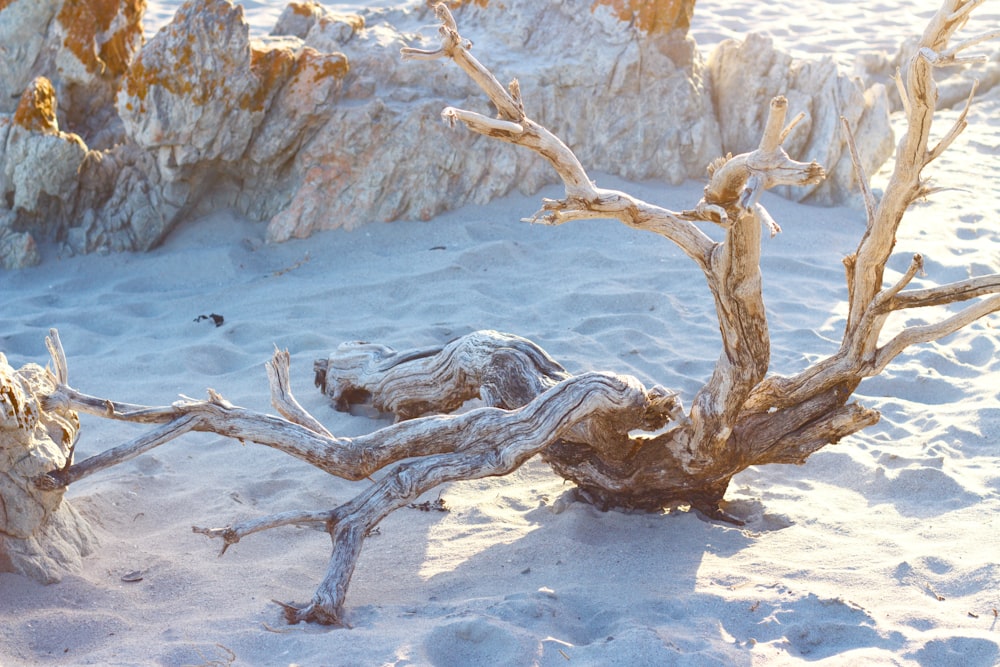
261, 0, 720, 240
708, 32, 893, 205
0, 212, 40, 271
71, 143, 176, 254
0, 77, 91, 257
0, 0, 144, 139
118, 0, 269, 173
0, 0, 897, 268
3, 78, 89, 214
853, 36, 1000, 112
0, 354, 96, 584
109, 0, 721, 244
0, 0, 148, 268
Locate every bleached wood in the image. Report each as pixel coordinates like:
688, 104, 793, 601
284, 371, 669, 625
873, 295, 1000, 373
34, 414, 201, 490
938, 29, 1000, 60
893, 68, 911, 117
350, 0, 997, 513
926, 80, 977, 165
845, 0, 992, 334
441, 107, 524, 135
701, 98, 824, 213
14, 0, 999, 627
193, 510, 331, 556
267, 347, 334, 438
885, 274, 1000, 310
44, 329, 68, 384
34, 333, 673, 624
754, 0, 1000, 416
777, 111, 806, 145
313, 330, 571, 419
840, 117, 878, 226
406, 5, 715, 265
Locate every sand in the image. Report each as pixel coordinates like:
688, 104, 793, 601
2, 1, 999, 665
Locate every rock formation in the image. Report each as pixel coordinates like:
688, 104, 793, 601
0, 0, 149, 269
709, 33, 893, 205
258, 0, 719, 241
0, 0, 144, 137
3, 79, 89, 241
0, 0, 895, 269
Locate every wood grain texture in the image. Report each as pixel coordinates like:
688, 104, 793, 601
18, 0, 998, 625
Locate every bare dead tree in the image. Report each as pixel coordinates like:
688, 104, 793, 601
19, 0, 1000, 625
318, 0, 1000, 515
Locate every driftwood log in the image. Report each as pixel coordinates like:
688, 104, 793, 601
19, 0, 1000, 625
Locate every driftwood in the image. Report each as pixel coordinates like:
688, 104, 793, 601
17, 0, 1000, 625
0, 350, 96, 582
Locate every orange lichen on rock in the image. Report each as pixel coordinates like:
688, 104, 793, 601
300, 48, 350, 84
290, 0, 320, 17
319, 12, 364, 33
13, 77, 60, 133
591, 0, 694, 34
57, 0, 145, 77
245, 46, 298, 112
123, 55, 197, 106
243, 47, 348, 112
121, 0, 260, 113
123, 37, 219, 108
428, 0, 490, 8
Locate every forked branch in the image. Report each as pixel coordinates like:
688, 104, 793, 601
34, 328, 674, 624
404, 3, 714, 265
11, 0, 997, 630
845, 0, 998, 333
754, 0, 1000, 410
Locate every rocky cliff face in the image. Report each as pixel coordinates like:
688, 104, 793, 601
0, 0, 891, 269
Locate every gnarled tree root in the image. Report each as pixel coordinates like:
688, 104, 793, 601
35, 330, 674, 625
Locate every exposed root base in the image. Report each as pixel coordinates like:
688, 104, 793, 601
570, 479, 741, 524
274, 599, 347, 627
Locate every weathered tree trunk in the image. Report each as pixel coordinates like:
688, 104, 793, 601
317, 1, 999, 517
35, 330, 677, 624
0, 347, 96, 583
10, 0, 999, 626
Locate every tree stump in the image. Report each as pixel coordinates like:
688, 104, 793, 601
0, 351, 96, 583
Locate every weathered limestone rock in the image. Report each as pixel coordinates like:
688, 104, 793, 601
0, 0, 149, 268
0, 354, 96, 583
0, 0, 896, 268
0, 0, 145, 137
0, 120, 38, 269
110, 0, 354, 241
262, 0, 720, 240
0, 211, 39, 271
708, 32, 893, 205
107, 0, 720, 244
2, 78, 89, 216
0, 77, 95, 265
70, 143, 177, 255
118, 0, 266, 173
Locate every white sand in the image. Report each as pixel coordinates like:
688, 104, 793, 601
3, 1, 999, 665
